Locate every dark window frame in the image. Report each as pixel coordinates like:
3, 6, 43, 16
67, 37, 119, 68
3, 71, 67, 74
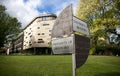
43, 24, 49, 26
37, 27, 40, 29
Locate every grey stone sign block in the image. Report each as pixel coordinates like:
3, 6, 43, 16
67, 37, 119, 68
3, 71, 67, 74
52, 4, 73, 38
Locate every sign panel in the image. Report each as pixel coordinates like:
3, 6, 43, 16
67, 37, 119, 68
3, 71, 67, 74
51, 4, 90, 76
73, 17, 89, 35
75, 34, 90, 68
52, 36, 73, 54
52, 4, 73, 38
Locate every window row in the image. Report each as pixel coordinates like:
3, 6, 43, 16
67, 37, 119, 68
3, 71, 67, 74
38, 33, 44, 35
24, 39, 44, 44
37, 17, 56, 22
24, 41, 44, 46
25, 33, 51, 39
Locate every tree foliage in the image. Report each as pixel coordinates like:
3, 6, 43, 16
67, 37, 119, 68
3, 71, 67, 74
0, 5, 22, 47
76, 0, 120, 30
76, 0, 120, 55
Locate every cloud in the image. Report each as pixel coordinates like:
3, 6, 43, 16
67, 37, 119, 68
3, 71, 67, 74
2, 0, 43, 28
1, 0, 77, 28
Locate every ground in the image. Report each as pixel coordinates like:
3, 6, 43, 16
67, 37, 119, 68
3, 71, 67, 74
0, 55, 120, 76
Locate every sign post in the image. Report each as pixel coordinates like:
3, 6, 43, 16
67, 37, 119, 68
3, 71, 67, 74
72, 53, 76, 76
52, 4, 90, 76
72, 35, 76, 76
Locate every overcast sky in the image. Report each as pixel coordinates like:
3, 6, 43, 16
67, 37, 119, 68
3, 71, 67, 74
0, 0, 78, 28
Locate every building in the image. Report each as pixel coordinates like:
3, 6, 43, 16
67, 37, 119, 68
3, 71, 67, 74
13, 32, 24, 53
23, 14, 57, 54
7, 32, 24, 54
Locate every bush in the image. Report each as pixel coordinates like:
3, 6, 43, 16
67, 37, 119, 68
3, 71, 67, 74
89, 47, 95, 55
95, 46, 105, 55
95, 45, 120, 56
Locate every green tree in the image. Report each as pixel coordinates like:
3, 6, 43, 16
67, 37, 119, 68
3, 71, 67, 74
76, 0, 120, 54
0, 5, 22, 48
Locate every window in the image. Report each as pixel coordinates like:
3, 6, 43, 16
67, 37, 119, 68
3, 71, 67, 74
30, 35, 32, 37
38, 41, 44, 43
29, 44, 32, 46
42, 33, 45, 35
42, 17, 47, 21
37, 27, 40, 29
49, 30, 52, 32
43, 24, 49, 26
28, 33, 31, 35
38, 39, 44, 43
49, 34, 51, 36
38, 33, 40, 35
38, 39, 42, 40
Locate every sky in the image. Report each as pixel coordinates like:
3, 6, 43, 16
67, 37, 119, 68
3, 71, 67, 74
0, 0, 78, 28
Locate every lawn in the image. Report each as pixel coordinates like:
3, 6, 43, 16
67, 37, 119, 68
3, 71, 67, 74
0, 55, 120, 76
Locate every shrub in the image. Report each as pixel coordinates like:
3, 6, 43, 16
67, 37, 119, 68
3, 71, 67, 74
95, 45, 120, 56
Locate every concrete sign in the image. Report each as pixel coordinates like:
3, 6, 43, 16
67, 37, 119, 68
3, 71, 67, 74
52, 4, 73, 38
52, 36, 73, 54
73, 16, 89, 35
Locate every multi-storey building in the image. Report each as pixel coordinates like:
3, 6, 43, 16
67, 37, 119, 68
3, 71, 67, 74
13, 32, 24, 53
23, 14, 57, 54
8, 32, 23, 54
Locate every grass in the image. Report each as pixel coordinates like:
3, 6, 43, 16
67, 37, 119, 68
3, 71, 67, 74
0, 55, 120, 76
77, 56, 120, 76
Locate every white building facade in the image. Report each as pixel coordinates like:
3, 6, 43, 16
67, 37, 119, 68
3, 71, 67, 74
23, 14, 57, 50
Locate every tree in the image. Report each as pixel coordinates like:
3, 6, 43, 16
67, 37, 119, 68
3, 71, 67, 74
0, 5, 22, 48
76, 0, 120, 54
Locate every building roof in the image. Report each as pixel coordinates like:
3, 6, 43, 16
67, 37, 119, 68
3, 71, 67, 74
23, 14, 57, 30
